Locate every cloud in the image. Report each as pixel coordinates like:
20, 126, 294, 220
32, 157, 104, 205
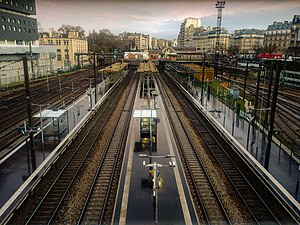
202, 4, 300, 32
36, 0, 300, 39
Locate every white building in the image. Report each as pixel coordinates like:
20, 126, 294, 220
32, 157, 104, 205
177, 17, 201, 47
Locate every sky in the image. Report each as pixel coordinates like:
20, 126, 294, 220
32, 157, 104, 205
36, 0, 300, 40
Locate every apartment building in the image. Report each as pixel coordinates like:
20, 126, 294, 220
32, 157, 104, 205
193, 27, 229, 53
126, 33, 151, 51
152, 37, 158, 49
177, 17, 201, 47
229, 29, 264, 58
289, 15, 300, 56
264, 21, 291, 54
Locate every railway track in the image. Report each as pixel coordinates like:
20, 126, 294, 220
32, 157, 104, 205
219, 75, 300, 145
77, 71, 136, 224
0, 69, 93, 154
245, 82, 300, 143
158, 76, 231, 224
157, 69, 299, 224
8, 69, 136, 224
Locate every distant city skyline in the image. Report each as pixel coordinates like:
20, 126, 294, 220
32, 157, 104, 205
36, 0, 300, 40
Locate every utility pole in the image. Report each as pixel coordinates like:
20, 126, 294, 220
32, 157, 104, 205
29, 41, 35, 80
242, 62, 248, 100
264, 61, 282, 170
93, 52, 97, 103
201, 54, 206, 105
253, 62, 262, 119
23, 57, 36, 171
264, 61, 274, 128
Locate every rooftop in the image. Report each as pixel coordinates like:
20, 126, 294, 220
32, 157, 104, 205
267, 21, 291, 30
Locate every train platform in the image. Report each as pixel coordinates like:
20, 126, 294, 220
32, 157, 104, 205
194, 87, 300, 202
0, 90, 99, 208
0, 70, 300, 221
112, 82, 198, 224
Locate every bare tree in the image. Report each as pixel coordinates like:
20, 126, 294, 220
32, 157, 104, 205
264, 43, 277, 55
58, 24, 85, 38
227, 45, 240, 56
87, 29, 123, 53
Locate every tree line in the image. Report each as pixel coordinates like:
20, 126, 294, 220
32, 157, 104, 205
40, 24, 139, 53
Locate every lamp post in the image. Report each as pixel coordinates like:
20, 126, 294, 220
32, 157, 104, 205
64, 82, 76, 107
87, 78, 94, 111
273, 129, 283, 156
246, 114, 255, 150
93, 52, 97, 104
139, 154, 176, 224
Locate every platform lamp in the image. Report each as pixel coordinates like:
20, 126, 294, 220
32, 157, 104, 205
246, 114, 255, 150
139, 154, 176, 224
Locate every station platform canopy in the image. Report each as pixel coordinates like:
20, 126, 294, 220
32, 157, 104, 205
137, 62, 158, 73
98, 62, 128, 74
33, 109, 67, 119
34, 109, 68, 141
133, 110, 157, 118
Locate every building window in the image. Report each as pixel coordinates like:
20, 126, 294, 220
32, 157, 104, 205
16, 40, 23, 45
17, 19, 21, 24
13, 26, 16, 31
27, 21, 30, 26
12, 18, 16, 23
23, 27, 26, 32
57, 49, 61, 52
18, 27, 21, 32
1, 16, 5, 22
57, 55, 62, 61
16, 1, 19, 6
30, 6, 33, 10
25, 4, 28, 9
8, 25, 12, 31
32, 29, 35, 33
28, 28, 31, 33
65, 49, 69, 53
2, 25, 6, 30
7, 17, 11, 23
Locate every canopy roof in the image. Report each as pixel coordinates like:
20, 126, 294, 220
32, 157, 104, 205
33, 109, 67, 119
